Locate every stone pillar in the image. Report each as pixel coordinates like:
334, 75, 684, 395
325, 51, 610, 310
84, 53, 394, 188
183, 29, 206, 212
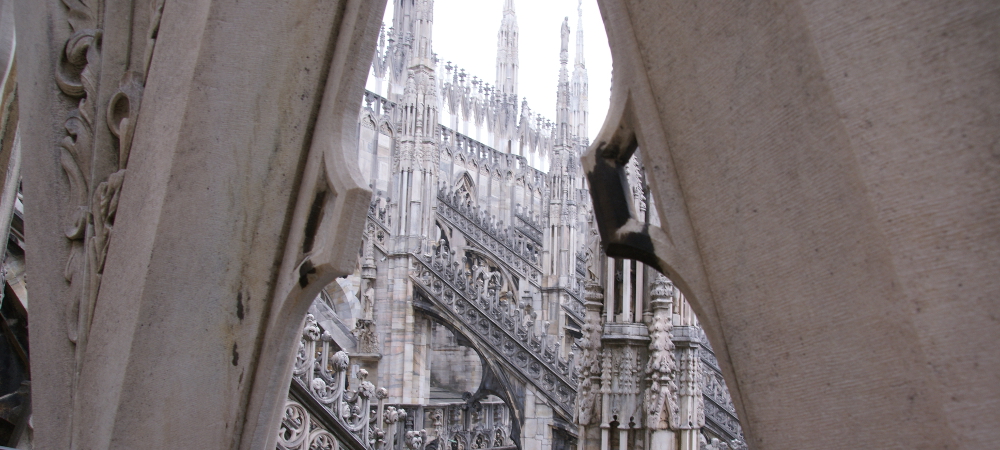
633, 262, 644, 322
621, 260, 632, 322
577, 281, 605, 450
676, 346, 704, 450
17, 0, 383, 448
604, 257, 615, 322
644, 275, 678, 449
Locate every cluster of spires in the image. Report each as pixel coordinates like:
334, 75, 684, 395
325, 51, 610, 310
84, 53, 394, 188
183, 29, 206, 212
369, 0, 590, 168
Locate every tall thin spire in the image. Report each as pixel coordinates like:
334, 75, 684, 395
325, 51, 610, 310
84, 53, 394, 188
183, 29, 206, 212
412, 0, 435, 65
556, 16, 571, 149
574, 0, 585, 68
570, 0, 589, 144
495, 0, 519, 99
390, 0, 435, 69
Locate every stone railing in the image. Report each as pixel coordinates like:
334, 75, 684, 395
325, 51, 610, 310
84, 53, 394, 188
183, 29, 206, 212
363, 90, 399, 124
423, 401, 514, 450
409, 243, 576, 416
438, 125, 547, 188
565, 277, 587, 322
367, 195, 391, 251
368, 195, 391, 231
436, 187, 542, 287
278, 397, 414, 450
277, 398, 345, 450
281, 315, 427, 450
702, 375, 742, 441
574, 252, 586, 277
513, 210, 543, 245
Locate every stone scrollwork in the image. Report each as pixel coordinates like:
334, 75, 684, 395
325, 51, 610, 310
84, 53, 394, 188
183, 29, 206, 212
57, 0, 163, 359
277, 398, 359, 450
288, 314, 427, 450
57, 0, 104, 347
92, 72, 142, 274
55, 0, 166, 442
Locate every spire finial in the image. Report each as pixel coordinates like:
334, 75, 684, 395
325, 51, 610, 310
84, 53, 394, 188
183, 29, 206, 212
495, 0, 520, 98
560, 17, 570, 64
575, 0, 586, 68
571, 0, 590, 143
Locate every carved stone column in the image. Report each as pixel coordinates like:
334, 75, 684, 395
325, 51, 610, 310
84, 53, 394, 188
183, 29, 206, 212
576, 281, 604, 450
645, 275, 678, 450
675, 292, 705, 450
676, 345, 704, 450
17, 0, 382, 448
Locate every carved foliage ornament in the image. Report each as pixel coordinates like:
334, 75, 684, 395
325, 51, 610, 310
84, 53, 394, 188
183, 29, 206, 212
58, 0, 164, 353
645, 275, 680, 430
575, 281, 603, 426
56, 5, 165, 443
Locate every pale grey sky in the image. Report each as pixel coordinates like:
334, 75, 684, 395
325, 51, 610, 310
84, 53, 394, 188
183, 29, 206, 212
384, 0, 612, 140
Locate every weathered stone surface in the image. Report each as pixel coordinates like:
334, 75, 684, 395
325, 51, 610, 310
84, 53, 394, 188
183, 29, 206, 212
18, 0, 381, 447
589, 0, 1000, 448
16, 0, 998, 448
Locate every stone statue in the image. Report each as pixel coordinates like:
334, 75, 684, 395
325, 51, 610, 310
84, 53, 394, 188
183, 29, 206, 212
362, 286, 375, 320
405, 430, 427, 450
354, 319, 380, 353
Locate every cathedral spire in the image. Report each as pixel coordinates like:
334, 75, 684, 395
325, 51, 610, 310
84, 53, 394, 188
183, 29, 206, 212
556, 17, 571, 150
570, 0, 589, 143
495, 0, 519, 99
574, 0, 585, 68
391, 0, 435, 69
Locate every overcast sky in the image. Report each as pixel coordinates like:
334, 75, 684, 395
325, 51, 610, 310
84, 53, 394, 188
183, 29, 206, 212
383, 0, 612, 140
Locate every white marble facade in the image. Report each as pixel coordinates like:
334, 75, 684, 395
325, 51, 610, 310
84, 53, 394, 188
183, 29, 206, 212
287, 1, 744, 449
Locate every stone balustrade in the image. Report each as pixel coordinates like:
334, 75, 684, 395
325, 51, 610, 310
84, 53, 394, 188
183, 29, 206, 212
513, 210, 543, 245
436, 187, 542, 286
438, 125, 547, 186
280, 315, 426, 450
423, 401, 514, 450
409, 242, 577, 417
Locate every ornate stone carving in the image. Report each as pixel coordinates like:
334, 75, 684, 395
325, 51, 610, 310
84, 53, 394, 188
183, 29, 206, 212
354, 319, 381, 353
679, 348, 705, 429
277, 399, 343, 450
57, 0, 164, 362
288, 316, 423, 450
575, 281, 603, 426
645, 275, 679, 430
57, 0, 104, 349
410, 242, 576, 415
405, 430, 427, 450
437, 186, 542, 286
53, 3, 167, 442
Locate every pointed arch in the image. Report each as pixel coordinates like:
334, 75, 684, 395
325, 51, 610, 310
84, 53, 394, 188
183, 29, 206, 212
454, 171, 477, 206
